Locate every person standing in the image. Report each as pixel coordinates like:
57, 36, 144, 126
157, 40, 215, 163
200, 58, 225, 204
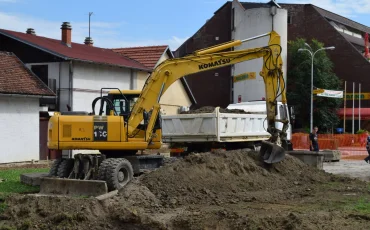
309, 126, 319, 152
364, 131, 370, 163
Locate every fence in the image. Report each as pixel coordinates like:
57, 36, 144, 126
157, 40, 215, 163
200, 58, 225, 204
292, 133, 369, 160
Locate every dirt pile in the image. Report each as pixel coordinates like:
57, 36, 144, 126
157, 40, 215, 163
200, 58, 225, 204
180, 106, 250, 114
1, 150, 370, 230
141, 150, 329, 206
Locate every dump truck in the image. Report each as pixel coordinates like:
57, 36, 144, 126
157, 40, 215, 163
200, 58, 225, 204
42, 30, 290, 196
162, 101, 293, 156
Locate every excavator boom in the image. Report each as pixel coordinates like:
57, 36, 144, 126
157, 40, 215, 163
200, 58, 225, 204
127, 30, 289, 163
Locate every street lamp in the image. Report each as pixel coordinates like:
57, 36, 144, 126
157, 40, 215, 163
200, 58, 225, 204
298, 44, 335, 132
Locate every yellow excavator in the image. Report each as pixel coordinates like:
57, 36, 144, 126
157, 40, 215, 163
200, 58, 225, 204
45, 30, 289, 194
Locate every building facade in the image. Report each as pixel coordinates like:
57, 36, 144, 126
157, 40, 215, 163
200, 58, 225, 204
0, 51, 55, 163
175, 0, 370, 131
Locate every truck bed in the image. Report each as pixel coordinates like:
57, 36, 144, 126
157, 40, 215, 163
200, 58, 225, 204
161, 107, 271, 143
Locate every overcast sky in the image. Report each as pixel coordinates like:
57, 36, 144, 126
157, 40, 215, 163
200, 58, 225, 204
0, 0, 368, 50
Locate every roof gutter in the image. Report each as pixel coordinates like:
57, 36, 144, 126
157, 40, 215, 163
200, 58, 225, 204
0, 93, 55, 99
71, 58, 152, 72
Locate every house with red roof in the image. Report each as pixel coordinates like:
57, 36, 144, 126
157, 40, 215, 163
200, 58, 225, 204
0, 51, 55, 163
112, 45, 196, 115
0, 22, 196, 115
0, 21, 196, 160
0, 22, 153, 114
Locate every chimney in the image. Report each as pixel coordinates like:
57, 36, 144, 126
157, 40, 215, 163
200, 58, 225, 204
84, 37, 94, 46
26, 28, 36, 35
61, 22, 72, 47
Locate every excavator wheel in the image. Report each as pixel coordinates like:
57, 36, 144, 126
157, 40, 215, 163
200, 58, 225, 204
48, 158, 63, 177
102, 158, 134, 191
260, 140, 286, 164
57, 159, 74, 178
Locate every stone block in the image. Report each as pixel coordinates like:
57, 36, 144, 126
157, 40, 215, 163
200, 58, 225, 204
20, 173, 49, 186
287, 150, 324, 169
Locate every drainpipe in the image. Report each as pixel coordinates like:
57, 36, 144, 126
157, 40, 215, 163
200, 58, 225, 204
69, 60, 74, 110
58, 62, 61, 111
270, 6, 277, 31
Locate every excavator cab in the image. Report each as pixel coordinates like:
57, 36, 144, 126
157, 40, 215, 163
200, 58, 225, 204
104, 89, 141, 118
102, 89, 161, 133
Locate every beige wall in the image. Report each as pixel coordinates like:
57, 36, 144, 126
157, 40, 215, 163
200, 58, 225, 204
136, 51, 192, 115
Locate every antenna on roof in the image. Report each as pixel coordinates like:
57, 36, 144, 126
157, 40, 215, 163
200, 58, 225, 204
89, 12, 93, 38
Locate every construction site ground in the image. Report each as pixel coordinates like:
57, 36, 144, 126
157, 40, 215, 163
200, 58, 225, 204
1, 151, 370, 230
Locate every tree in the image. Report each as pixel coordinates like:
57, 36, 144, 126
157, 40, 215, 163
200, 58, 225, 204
286, 38, 342, 133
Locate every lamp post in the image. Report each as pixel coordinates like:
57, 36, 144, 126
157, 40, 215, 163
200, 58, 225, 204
298, 43, 335, 132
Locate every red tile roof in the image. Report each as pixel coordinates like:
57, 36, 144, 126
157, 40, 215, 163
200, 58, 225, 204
0, 29, 150, 71
111, 45, 169, 69
0, 52, 55, 96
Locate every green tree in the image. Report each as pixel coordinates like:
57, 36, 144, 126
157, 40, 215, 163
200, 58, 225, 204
287, 38, 342, 133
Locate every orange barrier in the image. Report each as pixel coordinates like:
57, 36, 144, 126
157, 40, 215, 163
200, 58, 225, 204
292, 133, 369, 150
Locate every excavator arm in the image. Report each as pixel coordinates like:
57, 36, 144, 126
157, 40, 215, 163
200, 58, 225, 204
128, 31, 289, 163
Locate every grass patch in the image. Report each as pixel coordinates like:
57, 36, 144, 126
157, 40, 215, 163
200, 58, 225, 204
0, 168, 49, 194
352, 198, 370, 214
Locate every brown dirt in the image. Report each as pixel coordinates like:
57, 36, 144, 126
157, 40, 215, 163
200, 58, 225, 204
180, 106, 250, 114
1, 150, 370, 229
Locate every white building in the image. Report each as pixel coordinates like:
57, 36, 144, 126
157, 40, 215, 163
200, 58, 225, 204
0, 51, 55, 163
231, 0, 288, 103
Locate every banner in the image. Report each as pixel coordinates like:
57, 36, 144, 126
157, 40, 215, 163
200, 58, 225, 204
317, 89, 343, 98
233, 72, 256, 82
344, 93, 370, 100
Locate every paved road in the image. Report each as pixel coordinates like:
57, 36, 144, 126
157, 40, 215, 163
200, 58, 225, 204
324, 159, 370, 182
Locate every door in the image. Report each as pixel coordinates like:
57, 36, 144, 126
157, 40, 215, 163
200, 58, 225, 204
39, 117, 49, 160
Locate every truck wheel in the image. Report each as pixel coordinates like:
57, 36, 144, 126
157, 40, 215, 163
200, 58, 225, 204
48, 158, 63, 177
105, 158, 133, 191
57, 159, 74, 178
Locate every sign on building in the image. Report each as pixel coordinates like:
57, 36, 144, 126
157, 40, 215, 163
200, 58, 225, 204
233, 72, 256, 82
344, 93, 370, 100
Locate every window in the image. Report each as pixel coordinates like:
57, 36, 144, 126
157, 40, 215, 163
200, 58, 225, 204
113, 99, 126, 115
112, 97, 138, 115
31, 65, 48, 85
287, 15, 292, 24
231, 8, 235, 30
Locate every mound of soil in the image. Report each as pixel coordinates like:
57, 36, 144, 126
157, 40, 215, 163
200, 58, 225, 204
180, 106, 250, 114
1, 150, 370, 230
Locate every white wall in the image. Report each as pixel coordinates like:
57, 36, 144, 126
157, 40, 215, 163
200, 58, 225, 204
72, 62, 133, 112
0, 96, 40, 163
231, 1, 288, 103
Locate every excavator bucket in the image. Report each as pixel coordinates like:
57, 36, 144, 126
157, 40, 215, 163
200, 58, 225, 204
260, 140, 286, 164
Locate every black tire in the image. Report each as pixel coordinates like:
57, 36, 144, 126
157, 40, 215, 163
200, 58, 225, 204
49, 158, 63, 177
98, 158, 118, 181
104, 158, 133, 191
57, 159, 74, 178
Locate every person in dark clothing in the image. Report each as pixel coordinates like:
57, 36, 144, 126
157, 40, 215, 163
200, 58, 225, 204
309, 126, 319, 152
364, 131, 370, 163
